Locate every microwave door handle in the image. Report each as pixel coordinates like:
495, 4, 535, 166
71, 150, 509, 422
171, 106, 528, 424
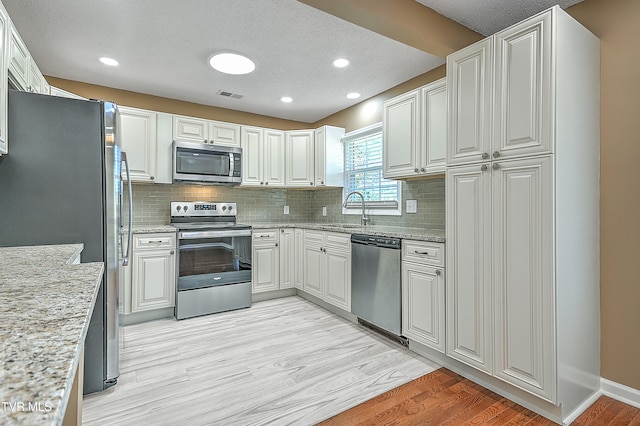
229, 153, 235, 177
121, 151, 133, 266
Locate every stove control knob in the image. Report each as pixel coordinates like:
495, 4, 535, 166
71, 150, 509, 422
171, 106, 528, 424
222, 206, 227, 211
183, 205, 189, 212
228, 205, 233, 212
176, 206, 181, 211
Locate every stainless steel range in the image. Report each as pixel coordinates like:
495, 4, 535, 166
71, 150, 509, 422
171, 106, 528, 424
171, 201, 252, 320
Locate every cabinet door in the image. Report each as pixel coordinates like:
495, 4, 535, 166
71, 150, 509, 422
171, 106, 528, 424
29, 61, 47, 94
210, 121, 240, 147
446, 38, 493, 166
383, 89, 419, 178
493, 156, 555, 401
279, 229, 294, 289
0, 4, 8, 154
314, 126, 326, 185
286, 130, 315, 187
294, 229, 304, 289
173, 115, 208, 142
252, 243, 280, 293
402, 261, 445, 353
131, 248, 176, 312
303, 243, 323, 298
324, 247, 351, 312
421, 78, 447, 174
446, 163, 492, 373
264, 129, 286, 187
241, 126, 263, 186
8, 24, 29, 91
494, 11, 552, 159
119, 106, 158, 182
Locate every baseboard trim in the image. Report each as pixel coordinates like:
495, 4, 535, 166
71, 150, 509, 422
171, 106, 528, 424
562, 389, 602, 425
601, 378, 640, 409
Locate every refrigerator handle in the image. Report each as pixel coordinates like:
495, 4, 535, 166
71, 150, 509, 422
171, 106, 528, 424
121, 151, 133, 266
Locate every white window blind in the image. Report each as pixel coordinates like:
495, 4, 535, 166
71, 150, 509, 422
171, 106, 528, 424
343, 123, 400, 212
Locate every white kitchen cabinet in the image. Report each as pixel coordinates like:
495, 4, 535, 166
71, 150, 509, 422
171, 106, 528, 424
0, 2, 8, 155
241, 126, 285, 187
301, 230, 351, 312
7, 20, 48, 94
172, 114, 240, 147
402, 240, 445, 353
49, 86, 85, 99
444, 6, 600, 420
278, 228, 294, 289
294, 228, 304, 289
129, 233, 176, 313
383, 79, 446, 179
314, 125, 345, 187
119, 106, 158, 182
252, 242, 280, 293
286, 130, 315, 187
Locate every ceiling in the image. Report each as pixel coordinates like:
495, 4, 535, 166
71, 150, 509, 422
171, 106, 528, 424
3, 0, 584, 124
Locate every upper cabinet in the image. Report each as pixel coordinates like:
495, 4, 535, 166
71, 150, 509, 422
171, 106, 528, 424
8, 21, 48, 94
241, 126, 285, 187
172, 114, 240, 147
383, 78, 447, 179
285, 130, 315, 187
447, 12, 552, 166
314, 125, 345, 187
50, 86, 86, 99
119, 106, 159, 183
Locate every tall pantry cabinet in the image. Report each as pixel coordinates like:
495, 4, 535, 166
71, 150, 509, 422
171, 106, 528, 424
445, 6, 600, 422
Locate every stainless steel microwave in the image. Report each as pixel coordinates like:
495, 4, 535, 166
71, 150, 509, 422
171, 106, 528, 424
172, 140, 242, 184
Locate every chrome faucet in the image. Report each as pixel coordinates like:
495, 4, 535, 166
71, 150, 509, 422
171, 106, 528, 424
343, 191, 370, 226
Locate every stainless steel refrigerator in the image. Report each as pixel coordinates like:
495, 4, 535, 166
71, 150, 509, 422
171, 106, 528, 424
0, 90, 132, 394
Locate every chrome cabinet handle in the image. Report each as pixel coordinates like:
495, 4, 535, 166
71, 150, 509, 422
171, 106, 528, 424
493, 151, 500, 158
420, 167, 426, 172
414, 250, 432, 255
170, 250, 175, 255
320, 181, 324, 185
275, 243, 278, 247
493, 163, 501, 170
414, 168, 419, 173
265, 182, 269, 185
482, 152, 490, 160
310, 182, 314, 186
147, 240, 164, 244
281, 229, 284, 233
436, 270, 442, 276
481, 164, 488, 171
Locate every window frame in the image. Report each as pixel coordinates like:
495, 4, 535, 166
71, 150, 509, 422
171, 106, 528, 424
341, 122, 401, 217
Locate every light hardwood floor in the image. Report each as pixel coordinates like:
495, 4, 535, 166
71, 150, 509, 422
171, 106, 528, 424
83, 296, 439, 425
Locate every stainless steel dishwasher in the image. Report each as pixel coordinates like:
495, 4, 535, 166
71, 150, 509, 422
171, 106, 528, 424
351, 234, 403, 339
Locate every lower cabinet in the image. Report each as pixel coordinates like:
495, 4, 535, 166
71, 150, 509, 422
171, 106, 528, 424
123, 232, 176, 314
401, 240, 445, 353
251, 228, 296, 293
302, 230, 351, 312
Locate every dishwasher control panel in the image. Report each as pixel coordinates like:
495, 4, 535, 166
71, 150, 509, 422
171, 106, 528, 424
351, 234, 401, 249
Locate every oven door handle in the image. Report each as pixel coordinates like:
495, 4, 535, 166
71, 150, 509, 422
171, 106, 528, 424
179, 242, 233, 250
178, 229, 252, 239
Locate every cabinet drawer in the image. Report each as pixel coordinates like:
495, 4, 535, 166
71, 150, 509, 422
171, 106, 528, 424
325, 232, 351, 247
135, 234, 175, 249
402, 240, 444, 267
252, 230, 278, 242
304, 230, 325, 244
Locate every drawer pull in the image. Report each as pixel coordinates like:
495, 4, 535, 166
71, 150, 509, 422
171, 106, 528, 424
146, 240, 164, 244
414, 250, 433, 255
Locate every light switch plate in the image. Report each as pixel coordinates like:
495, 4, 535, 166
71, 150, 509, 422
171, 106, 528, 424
322, 206, 327, 216
406, 199, 418, 214
284, 205, 289, 215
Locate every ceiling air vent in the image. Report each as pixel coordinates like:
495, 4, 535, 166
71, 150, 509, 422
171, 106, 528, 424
216, 90, 243, 99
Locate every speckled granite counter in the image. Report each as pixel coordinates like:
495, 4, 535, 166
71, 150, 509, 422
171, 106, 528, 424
247, 223, 445, 243
0, 244, 104, 426
130, 225, 176, 234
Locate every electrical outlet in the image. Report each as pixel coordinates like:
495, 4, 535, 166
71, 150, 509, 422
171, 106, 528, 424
406, 199, 418, 214
284, 205, 289, 215
322, 206, 327, 216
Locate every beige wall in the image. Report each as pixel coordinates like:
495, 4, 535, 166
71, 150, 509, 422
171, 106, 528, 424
566, 0, 640, 390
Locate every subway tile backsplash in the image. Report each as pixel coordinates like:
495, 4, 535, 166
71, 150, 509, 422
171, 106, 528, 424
130, 177, 445, 231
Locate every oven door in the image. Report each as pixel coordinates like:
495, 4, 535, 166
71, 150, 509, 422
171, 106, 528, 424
177, 229, 252, 291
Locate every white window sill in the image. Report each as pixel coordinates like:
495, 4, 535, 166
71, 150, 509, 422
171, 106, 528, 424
342, 208, 402, 217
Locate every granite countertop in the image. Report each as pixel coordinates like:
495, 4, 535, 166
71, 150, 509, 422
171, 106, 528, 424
130, 225, 176, 234
247, 223, 445, 243
0, 244, 104, 426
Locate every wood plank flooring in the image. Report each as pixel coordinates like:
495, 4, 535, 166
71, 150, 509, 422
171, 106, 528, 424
82, 296, 439, 425
320, 368, 640, 426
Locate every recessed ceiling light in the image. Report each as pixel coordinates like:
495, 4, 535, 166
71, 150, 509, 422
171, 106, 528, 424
281, 97, 293, 103
99, 57, 119, 66
346, 92, 361, 99
209, 53, 255, 75
333, 58, 350, 68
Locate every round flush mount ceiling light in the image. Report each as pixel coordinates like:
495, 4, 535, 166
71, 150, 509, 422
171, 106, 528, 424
333, 58, 350, 68
209, 53, 255, 75
99, 57, 119, 66
346, 92, 361, 99
280, 96, 293, 103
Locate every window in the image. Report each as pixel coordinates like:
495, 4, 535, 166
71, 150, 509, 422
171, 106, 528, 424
342, 123, 401, 216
